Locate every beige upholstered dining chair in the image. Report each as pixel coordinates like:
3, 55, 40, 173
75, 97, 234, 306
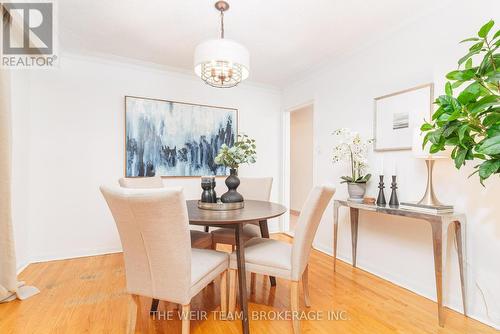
210, 177, 273, 248
101, 186, 229, 334
228, 185, 335, 334
119, 176, 213, 249
118, 175, 164, 188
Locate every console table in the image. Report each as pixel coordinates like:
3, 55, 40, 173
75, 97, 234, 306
333, 199, 467, 327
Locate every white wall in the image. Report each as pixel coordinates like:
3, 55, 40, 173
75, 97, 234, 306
11, 53, 282, 263
283, 1, 500, 329
290, 105, 313, 212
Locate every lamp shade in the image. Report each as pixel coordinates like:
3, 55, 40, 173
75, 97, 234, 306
194, 38, 250, 87
412, 129, 449, 159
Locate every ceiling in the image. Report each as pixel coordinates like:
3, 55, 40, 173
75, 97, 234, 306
58, 0, 448, 87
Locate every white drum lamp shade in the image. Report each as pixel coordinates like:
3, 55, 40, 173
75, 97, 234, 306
194, 38, 250, 88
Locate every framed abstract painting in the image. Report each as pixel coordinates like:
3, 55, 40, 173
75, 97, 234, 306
125, 96, 238, 177
373, 83, 433, 151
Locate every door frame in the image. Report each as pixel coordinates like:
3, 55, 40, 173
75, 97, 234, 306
282, 100, 314, 234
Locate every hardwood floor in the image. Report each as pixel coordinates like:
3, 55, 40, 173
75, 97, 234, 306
0, 234, 495, 334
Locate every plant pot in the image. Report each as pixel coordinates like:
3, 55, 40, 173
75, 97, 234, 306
347, 182, 366, 203
221, 168, 244, 203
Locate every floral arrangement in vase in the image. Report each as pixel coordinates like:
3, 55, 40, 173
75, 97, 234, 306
332, 128, 373, 202
214, 134, 257, 203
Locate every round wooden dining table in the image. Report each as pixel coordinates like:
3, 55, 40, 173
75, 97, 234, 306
188, 199, 287, 334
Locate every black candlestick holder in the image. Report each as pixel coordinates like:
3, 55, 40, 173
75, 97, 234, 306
376, 175, 386, 207
389, 175, 399, 207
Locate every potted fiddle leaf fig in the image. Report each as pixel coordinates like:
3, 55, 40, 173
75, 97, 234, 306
421, 19, 500, 185
332, 128, 372, 202
214, 134, 257, 203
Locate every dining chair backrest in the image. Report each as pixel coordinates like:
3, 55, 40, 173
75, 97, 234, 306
238, 177, 273, 201
118, 175, 164, 189
291, 185, 335, 280
100, 185, 192, 304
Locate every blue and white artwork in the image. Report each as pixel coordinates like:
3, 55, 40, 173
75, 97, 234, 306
125, 96, 237, 177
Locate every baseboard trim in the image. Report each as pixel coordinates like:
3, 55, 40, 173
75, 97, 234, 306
29, 247, 123, 264
16, 262, 30, 275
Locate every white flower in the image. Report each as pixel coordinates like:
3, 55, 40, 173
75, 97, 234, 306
331, 128, 373, 182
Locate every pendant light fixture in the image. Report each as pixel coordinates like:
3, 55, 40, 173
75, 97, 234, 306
194, 1, 250, 88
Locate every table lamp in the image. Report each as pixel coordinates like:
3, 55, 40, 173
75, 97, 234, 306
411, 129, 449, 207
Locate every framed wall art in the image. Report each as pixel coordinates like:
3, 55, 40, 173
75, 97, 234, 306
373, 83, 433, 151
125, 96, 238, 177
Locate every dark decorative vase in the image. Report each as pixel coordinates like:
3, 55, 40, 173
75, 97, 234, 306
221, 168, 244, 203
200, 176, 217, 203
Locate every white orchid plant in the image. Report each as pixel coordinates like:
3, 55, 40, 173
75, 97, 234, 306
332, 128, 373, 184
214, 134, 257, 169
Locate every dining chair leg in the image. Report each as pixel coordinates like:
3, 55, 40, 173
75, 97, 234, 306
181, 304, 191, 334
127, 294, 140, 334
302, 266, 311, 307
290, 282, 301, 334
220, 270, 228, 317
228, 268, 238, 316
150, 298, 159, 314
259, 220, 277, 287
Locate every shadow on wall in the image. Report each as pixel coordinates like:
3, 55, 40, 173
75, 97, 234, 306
437, 162, 500, 327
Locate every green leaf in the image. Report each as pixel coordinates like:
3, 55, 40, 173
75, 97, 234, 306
465, 58, 473, 69
340, 176, 354, 183
422, 132, 431, 149
460, 37, 481, 43
428, 128, 444, 145
420, 123, 433, 131
443, 122, 459, 137
469, 95, 500, 115
477, 135, 500, 155
454, 148, 468, 169
474, 153, 487, 160
493, 29, 500, 40
468, 41, 484, 52
487, 124, 500, 138
478, 20, 495, 38
445, 82, 453, 96
458, 50, 480, 66
478, 159, 500, 180
486, 72, 500, 83
463, 82, 481, 96
483, 112, 500, 127
432, 106, 446, 121
446, 137, 459, 146
430, 144, 442, 154
458, 124, 469, 143
457, 91, 476, 105
446, 69, 476, 81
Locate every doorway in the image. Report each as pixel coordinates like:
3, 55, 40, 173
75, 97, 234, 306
287, 104, 313, 233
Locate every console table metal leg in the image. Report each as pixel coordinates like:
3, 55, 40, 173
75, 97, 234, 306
430, 220, 444, 327
454, 220, 467, 316
350, 208, 359, 268
333, 202, 340, 272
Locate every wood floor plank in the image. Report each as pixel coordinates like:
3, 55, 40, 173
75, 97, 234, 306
0, 234, 495, 334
